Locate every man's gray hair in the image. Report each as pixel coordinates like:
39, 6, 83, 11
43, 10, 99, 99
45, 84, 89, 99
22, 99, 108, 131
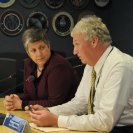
71, 15, 112, 45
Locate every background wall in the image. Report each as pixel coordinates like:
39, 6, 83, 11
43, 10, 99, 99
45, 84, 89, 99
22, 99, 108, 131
0, 0, 133, 57
110, 0, 133, 56
0, 0, 109, 57
0, 0, 133, 91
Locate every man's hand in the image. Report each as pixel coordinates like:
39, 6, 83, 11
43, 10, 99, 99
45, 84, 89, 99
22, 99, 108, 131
25, 104, 45, 112
28, 109, 58, 127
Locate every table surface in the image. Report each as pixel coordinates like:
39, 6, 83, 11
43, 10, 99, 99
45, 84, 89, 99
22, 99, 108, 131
0, 98, 99, 133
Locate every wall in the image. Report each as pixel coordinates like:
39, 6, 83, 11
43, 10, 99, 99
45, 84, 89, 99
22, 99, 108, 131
110, 0, 133, 56
0, 0, 113, 57
0, 0, 133, 89
1, 0, 132, 57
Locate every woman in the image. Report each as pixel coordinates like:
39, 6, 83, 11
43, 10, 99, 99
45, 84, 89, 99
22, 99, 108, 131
3, 28, 79, 110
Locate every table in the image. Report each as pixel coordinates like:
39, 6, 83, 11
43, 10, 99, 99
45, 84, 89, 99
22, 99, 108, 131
0, 98, 98, 133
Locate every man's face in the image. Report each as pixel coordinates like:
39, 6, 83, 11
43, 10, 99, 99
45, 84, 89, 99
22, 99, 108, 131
27, 40, 51, 67
72, 33, 95, 65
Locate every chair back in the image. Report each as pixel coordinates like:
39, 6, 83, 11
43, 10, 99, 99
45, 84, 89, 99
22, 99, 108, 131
67, 56, 85, 81
0, 58, 16, 94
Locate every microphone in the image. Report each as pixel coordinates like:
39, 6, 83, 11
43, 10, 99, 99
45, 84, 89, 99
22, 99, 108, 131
8, 73, 16, 79
0, 113, 6, 125
13, 75, 35, 90
0, 73, 16, 83
0, 75, 35, 97
73, 64, 84, 69
26, 75, 35, 82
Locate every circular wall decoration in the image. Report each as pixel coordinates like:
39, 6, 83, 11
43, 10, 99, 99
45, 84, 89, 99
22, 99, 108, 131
0, 9, 24, 36
94, 0, 110, 7
70, 0, 89, 9
45, 0, 65, 9
52, 12, 74, 36
19, 0, 40, 8
26, 11, 49, 33
0, 0, 15, 8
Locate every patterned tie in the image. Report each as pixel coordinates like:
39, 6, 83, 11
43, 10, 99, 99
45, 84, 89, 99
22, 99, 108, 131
88, 67, 96, 114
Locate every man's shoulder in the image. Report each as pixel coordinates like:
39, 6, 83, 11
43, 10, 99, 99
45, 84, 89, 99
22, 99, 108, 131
105, 47, 133, 70
110, 47, 133, 64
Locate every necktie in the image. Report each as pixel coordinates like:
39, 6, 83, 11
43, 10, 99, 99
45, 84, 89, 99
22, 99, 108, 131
88, 67, 96, 114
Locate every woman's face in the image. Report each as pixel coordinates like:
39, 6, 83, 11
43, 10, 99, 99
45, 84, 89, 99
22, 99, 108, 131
27, 40, 51, 67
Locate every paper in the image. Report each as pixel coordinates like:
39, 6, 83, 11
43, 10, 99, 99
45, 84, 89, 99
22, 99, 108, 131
29, 123, 68, 132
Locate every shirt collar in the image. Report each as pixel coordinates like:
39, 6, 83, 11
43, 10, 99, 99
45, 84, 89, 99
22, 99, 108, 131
94, 45, 113, 77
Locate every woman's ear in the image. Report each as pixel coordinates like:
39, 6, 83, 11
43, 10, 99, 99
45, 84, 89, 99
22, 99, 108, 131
26, 50, 31, 58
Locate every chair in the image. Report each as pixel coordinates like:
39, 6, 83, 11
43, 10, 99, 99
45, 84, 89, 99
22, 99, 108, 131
67, 56, 85, 81
0, 58, 17, 96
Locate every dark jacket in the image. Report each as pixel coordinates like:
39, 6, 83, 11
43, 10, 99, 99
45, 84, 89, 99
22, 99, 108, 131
22, 52, 79, 108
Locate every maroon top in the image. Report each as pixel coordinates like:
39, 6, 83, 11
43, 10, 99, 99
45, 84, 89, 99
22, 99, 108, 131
21, 52, 79, 108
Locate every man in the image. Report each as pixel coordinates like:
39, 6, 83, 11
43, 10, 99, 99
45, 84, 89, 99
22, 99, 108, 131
25, 15, 133, 133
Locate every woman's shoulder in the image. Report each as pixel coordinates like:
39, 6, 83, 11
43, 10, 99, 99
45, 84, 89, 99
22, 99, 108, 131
24, 58, 35, 68
45, 53, 72, 73
50, 52, 71, 66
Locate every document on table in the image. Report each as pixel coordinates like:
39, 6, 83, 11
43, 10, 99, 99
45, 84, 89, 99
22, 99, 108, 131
30, 123, 69, 132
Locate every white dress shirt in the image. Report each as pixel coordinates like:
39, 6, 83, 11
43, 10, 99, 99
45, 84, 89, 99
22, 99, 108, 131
49, 46, 133, 132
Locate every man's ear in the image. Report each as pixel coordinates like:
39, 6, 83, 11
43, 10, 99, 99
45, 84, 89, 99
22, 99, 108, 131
91, 37, 98, 48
